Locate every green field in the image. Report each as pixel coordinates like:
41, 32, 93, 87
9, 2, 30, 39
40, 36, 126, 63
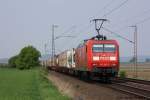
0, 68, 69, 100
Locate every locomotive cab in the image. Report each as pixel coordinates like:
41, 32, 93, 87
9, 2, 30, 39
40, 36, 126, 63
92, 43, 118, 67
86, 39, 119, 77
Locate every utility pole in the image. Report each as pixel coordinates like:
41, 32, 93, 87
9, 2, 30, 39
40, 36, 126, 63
130, 25, 138, 78
51, 24, 58, 66
92, 19, 107, 40
44, 44, 47, 55
44, 43, 47, 67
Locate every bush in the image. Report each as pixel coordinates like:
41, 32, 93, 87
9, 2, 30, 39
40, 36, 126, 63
15, 46, 41, 70
9, 46, 41, 70
8, 55, 18, 68
119, 70, 126, 78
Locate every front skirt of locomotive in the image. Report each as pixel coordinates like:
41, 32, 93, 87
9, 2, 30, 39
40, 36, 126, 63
91, 67, 118, 77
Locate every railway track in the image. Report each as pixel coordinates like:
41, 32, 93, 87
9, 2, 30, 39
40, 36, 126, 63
117, 77, 150, 85
107, 78, 150, 100
49, 70, 150, 99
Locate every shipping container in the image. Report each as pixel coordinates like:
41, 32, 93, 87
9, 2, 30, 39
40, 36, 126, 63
58, 49, 75, 68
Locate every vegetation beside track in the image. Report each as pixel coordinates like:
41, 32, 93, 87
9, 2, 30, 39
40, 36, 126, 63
0, 68, 70, 100
120, 63, 150, 80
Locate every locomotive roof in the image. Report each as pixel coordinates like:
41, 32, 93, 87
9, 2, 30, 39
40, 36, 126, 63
77, 39, 118, 48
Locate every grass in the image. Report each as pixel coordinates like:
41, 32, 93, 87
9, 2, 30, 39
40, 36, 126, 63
0, 68, 70, 100
120, 63, 150, 80
119, 70, 127, 78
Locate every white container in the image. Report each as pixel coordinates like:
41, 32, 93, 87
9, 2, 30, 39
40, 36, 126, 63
58, 49, 75, 68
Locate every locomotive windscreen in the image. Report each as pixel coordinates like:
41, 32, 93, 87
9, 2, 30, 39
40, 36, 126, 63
92, 44, 103, 52
93, 44, 116, 52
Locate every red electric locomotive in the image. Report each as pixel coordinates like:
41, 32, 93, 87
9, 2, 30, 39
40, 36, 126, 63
75, 35, 119, 80
45, 19, 120, 82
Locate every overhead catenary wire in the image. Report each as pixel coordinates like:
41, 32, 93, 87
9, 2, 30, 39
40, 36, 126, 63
54, 0, 132, 52
48, 0, 150, 57
110, 8, 150, 32
91, 0, 116, 19
111, 15, 150, 33
77, 0, 118, 37
54, 22, 93, 54
60, 22, 97, 53
112, 8, 150, 27
73, 0, 128, 39
62, 23, 94, 51
57, 25, 77, 37
54, 25, 76, 43
73, 0, 130, 47
45, 25, 76, 54
64, 22, 93, 43
102, 0, 129, 17
102, 27, 134, 43
80, 0, 129, 39
54, 26, 77, 54
135, 16, 150, 25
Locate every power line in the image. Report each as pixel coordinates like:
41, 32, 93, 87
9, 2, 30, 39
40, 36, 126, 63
113, 8, 150, 27
110, 9, 150, 32
56, 0, 130, 51
57, 25, 76, 37
64, 23, 93, 47
102, 27, 134, 43
60, 23, 94, 52
80, 0, 129, 38
102, 0, 129, 17
135, 16, 150, 25
54, 24, 83, 54
72, 0, 127, 41
75, 23, 93, 37
111, 15, 150, 33
91, 0, 116, 19
77, 0, 117, 38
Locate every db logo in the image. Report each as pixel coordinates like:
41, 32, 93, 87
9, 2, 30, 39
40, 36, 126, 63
99, 57, 110, 60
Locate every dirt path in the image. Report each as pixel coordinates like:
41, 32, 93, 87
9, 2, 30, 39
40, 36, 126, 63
47, 71, 137, 100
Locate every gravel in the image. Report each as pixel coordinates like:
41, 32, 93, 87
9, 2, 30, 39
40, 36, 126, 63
47, 71, 138, 100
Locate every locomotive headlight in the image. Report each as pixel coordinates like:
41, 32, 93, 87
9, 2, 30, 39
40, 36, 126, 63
93, 56, 99, 61
112, 63, 116, 66
110, 56, 116, 61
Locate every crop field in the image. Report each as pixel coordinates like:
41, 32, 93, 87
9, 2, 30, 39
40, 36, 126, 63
0, 68, 69, 100
120, 63, 150, 80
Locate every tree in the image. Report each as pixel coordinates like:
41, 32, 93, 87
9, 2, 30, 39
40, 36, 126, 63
16, 46, 41, 69
8, 55, 18, 68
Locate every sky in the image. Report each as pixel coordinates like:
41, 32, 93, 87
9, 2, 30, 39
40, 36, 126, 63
0, 0, 150, 58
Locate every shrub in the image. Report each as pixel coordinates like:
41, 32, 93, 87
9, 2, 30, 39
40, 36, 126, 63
8, 55, 18, 68
119, 70, 126, 78
15, 46, 41, 70
9, 46, 41, 70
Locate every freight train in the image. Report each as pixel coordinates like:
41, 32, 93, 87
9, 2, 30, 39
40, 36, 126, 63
43, 35, 119, 82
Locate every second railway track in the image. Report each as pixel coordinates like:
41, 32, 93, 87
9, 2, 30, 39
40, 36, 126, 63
106, 78, 150, 100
